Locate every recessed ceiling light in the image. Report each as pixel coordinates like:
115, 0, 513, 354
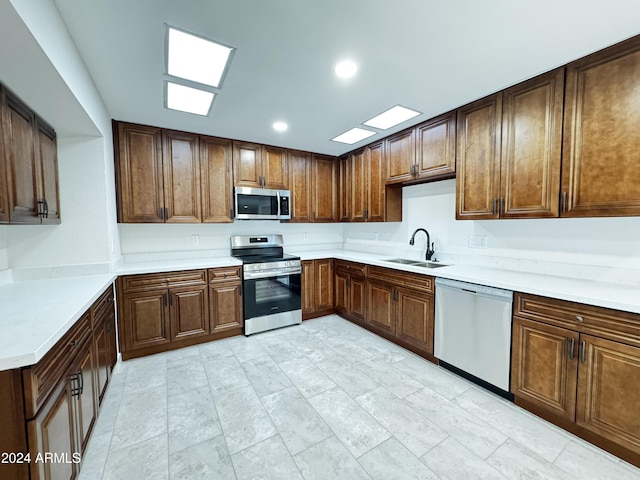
166, 82, 214, 115
335, 60, 358, 79
273, 121, 288, 132
167, 27, 233, 88
363, 105, 422, 130
331, 127, 376, 144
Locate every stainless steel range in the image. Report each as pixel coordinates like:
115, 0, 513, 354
231, 235, 302, 335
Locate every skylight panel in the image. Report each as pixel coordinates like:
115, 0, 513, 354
331, 127, 376, 144
166, 82, 215, 115
363, 105, 421, 130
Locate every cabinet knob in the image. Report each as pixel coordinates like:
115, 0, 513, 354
576, 315, 584, 323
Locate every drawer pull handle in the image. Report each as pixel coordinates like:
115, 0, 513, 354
576, 315, 584, 323
568, 338, 575, 360
69, 340, 79, 348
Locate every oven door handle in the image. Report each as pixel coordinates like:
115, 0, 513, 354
243, 268, 302, 280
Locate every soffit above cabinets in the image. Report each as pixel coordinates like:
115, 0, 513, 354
52, 0, 640, 155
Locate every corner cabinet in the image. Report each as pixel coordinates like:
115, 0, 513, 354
117, 267, 243, 360
561, 35, 640, 217
1, 86, 61, 225
456, 68, 564, 220
511, 292, 640, 467
0, 283, 116, 480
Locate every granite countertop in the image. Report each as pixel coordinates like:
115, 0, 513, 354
0, 274, 116, 370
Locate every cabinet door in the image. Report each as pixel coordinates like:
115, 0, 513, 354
289, 150, 313, 223
120, 290, 171, 352
416, 111, 456, 180
35, 119, 61, 224
115, 122, 164, 223
349, 149, 367, 222
106, 309, 117, 372
334, 271, 349, 315
209, 282, 243, 334
396, 289, 434, 354
200, 136, 233, 222
72, 339, 97, 455
386, 129, 415, 184
0, 90, 8, 223
511, 316, 578, 421
456, 93, 502, 219
3, 93, 39, 224
312, 154, 337, 222
350, 276, 367, 323
170, 285, 209, 340
366, 141, 386, 222
367, 280, 394, 334
562, 36, 640, 217
263, 145, 289, 189
27, 378, 76, 480
162, 130, 201, 223
301, 260, 315, 315
314, 259, 334, 312
500, 69, 563, 218
233, 141, 262, 187
576, 334, 640, 453
338, 155, 350, 222
93, 316, 110, 405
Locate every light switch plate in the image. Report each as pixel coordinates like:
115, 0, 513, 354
469, 235, 487, 248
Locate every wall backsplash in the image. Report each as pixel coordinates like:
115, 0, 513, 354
343, 179, 640, 285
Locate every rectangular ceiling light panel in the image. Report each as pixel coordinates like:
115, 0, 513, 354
166, 82, 215, 115
167, 27, 233, 88
363, 105, 421, 130
331, 127, 376, 144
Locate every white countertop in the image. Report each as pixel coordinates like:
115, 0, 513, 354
3, 249, 638, 372
0, 274, 116, 371
298, 250, 640, 315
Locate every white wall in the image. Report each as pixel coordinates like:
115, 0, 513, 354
344, 180, 640, 284
0, 226, 7, 270
119, 222, 343, 259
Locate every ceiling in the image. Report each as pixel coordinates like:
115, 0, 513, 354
48, 0, 640, 155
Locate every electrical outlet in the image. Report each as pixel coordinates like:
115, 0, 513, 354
373, 232, 379, 240
469, 235, 487, 248
191, 234, 199, 246
303, 232, 308, 240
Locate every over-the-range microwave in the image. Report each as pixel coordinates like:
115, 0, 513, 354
234, 187, 291, 220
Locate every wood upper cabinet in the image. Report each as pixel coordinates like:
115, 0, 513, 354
386, 128, 415, 184
349, 149, 367, 222
457, 69, 564, 219
233, 141, 289, 189
35, 119, 61, 224
511, 316, 578, 421
576, 335, 640, 454
312, 154, 337, 222
162, 130, 201, 223
456, 93, 502, 219
115, 122, 165, 223
562, 36, 640, 217
366, 141, 386, 222
0, 90, 8, 223
200, 136, 233, 223
289, 150, 313, 223
415, 111, 456, 181
338, 155, 350, 222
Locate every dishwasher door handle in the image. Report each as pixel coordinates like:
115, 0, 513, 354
461, 288, 477, 294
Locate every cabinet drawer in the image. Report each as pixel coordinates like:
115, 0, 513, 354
334, 261, 367, 277
368, 265, 434, 294
90, 284, 114, 327
208, 266, 242, 283
515, 293, 640, 347
22, 312, 91, 419
121, 270, 207, 292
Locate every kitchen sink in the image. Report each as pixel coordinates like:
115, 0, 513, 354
383, 258, 448, 268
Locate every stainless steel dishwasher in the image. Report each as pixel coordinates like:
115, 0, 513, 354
434, 278, 513, 393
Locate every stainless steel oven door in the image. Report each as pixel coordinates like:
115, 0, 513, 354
243, 270, 301, 320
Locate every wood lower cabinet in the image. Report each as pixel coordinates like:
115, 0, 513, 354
396, 286, 434, 353
334, 261, 366, 324
366, 280, 395, 334
118, 267, 243, 359
562, 35, 640, 217
302, 259, 334, 320
0, 283, 116, 480
511, 292, 640, 467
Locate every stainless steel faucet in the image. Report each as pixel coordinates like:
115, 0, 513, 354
409, 228, 435, 261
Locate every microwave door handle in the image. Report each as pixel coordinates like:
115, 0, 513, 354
276, 191, 281, 218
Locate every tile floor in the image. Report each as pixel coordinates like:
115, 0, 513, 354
79, 315, 640, 480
